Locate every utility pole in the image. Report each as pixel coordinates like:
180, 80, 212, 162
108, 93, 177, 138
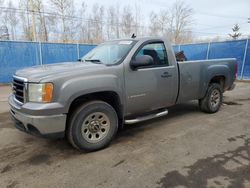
29, 0, 37, 41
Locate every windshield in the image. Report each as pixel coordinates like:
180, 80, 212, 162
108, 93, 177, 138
81, 40, 136, 65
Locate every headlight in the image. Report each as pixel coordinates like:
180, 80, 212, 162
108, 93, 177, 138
28, 83, 53, 103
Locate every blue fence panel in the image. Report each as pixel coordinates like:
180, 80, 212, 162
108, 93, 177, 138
79, 44, 96, 57
1, 39, 250, 83
41, 43, 78, 64
208, 40, 247, 77
180, 43, 208, 61
172, 45, 179, 53
0, 41, 40, 83
242, 40, 250, 79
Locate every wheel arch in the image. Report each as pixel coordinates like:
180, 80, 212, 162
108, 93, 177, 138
200, 75, 226, 99
200, 64, 230, 99
66, 91, 123, 127
209, 75, 226, 90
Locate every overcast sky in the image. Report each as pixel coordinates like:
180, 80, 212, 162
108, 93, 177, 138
77, 0, 250, 39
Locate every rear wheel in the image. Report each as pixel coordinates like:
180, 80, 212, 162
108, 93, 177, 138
199, 83, 223, 113
67, 100, 118, 151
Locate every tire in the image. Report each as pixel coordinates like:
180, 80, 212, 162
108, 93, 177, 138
67, 100, 118, 151
199, 83, 223, 113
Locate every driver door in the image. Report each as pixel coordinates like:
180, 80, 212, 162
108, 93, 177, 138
125, 41, 178, 115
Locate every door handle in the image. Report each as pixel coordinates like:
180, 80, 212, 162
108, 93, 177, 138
161, 72, 172, 78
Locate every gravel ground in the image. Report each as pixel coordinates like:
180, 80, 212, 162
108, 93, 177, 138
0, 82, 250, 188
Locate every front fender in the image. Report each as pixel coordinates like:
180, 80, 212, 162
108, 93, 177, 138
58, 74, 123, 112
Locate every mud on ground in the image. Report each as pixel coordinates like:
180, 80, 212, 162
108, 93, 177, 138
0, 83, 250, 188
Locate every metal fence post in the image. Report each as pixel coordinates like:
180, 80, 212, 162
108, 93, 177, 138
178, 44, 181, 52
39, 41, 43, 65
206, 42, 211, 60
240, 39, 249, 80
77, 43, 80, 59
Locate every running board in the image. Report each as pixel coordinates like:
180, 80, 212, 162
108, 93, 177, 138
124, 109, 168, 124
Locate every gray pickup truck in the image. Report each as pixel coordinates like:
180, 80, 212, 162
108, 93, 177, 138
9, 37, 237, 151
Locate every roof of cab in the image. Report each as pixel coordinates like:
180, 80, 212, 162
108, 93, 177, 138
108, 36, 165, 42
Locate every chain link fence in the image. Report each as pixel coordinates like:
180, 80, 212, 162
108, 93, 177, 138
0, 39, 249, 83
173, 39, 250, 80
0, 40, 96, 83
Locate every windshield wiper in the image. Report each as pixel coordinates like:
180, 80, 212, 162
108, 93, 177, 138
84, 59, 103, 64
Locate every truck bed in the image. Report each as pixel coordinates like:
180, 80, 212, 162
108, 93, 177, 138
176, 58, 237, 103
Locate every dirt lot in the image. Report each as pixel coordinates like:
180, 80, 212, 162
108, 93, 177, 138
0, 82, 250, 188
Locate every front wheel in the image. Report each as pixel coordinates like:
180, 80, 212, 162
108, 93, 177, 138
67, 100, 118, 151
199, 83, 223, 113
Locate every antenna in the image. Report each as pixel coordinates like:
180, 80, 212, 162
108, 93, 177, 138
131, 33, 136, 38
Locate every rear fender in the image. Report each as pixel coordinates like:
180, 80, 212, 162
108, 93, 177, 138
201, 65, 230, 98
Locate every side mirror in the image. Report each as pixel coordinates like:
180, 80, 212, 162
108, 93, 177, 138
130, 55, 153, 70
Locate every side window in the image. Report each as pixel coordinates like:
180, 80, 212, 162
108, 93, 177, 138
135, 42, 169, 66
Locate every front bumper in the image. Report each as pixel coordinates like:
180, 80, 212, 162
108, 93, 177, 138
9, 95, 66, 138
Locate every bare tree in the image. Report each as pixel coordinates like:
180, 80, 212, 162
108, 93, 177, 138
148, 10, 171, 37
3, 0, 19, 40
134, 3, 144, 36
106, 6, 116, 40
77, 1, 88, 42
148, 1, 193, 43
33, 0, 48, 41
114, 4, 120, 39
19, 0, 33, 41
159, 11, 171, 35
0, 26, 10, 40
0, 0, 194, 43
121, 5, 135, 37
50, 0, 75, 42
88, 4, 104, 43
171, 0, 193, 43
148, 11, 160, 36
0, 0, 4, 16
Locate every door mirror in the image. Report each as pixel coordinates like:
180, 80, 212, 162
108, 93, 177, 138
130, 55, 153, 70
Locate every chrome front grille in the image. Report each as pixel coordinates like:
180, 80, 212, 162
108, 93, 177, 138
12, 76, 27, 104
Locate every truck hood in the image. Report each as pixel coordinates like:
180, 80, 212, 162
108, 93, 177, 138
15, 62, 106, 82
